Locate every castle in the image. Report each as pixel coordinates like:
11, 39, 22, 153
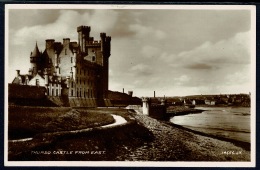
11, 25, 111, 106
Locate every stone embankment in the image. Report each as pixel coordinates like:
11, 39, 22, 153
166, 106, 204, 116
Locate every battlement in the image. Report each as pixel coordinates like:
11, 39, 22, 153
100, 32, 106, 38
106, 36, 111, 42
77, 25, 91, 33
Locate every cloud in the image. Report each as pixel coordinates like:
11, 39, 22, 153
141, 45, 160, 58
160, 31, 251, 68
8, 9, 253, 97
185, 63, 215, 70
129, 64, 153, 76
88, 10, 119, 36
129, 24, 166, 40
12, 10, 90, 46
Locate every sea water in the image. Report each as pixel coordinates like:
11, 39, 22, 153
170, 107, 250, 143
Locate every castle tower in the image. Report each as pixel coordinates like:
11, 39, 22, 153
100, 33, 111, 98
77, 26, 91, 54
30, 42, 42, 76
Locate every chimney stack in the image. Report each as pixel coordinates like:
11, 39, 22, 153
16, 70, 20, 77
128, 91, 133, 97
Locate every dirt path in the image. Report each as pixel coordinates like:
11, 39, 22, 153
101, 114, 127, 128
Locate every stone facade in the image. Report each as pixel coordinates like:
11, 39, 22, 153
12, 25, 111, 105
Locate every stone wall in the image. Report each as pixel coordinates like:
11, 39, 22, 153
149, 105, 167, 120
142, 97, 167, 120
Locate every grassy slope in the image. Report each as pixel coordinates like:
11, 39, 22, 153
8, 106, 115, 139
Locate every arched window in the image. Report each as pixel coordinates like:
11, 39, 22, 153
92, 56, 95, 62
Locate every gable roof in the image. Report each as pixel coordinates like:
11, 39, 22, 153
12, 75, 33, 84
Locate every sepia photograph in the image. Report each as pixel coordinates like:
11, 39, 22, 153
4, 4, 256, 167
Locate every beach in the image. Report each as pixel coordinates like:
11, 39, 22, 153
119, 111, 250, 161
8, 107, 250, 161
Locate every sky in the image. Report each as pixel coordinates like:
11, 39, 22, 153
7, 5, 254, 97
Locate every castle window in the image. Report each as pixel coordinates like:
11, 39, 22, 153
92, 56, 95, 62
71, 89, 73, 96
52, 89, 54, 96
71, 82, 73, 88
65, 49, 67, 55
71, 57, 73, 63
56, 89, 58, 96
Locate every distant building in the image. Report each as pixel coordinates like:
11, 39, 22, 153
205, 99, 216, 105
12, 25, 111, 103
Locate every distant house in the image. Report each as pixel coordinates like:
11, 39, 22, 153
184, 99, 192, 105
169, 98, 183, 106
191, 99, 205, 105
205, 99, 216, 105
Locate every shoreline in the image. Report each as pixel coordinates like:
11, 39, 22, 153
128, 112, 250, 161
166, 105, 205, 117
166, 106, 250, 151
166, 122, 250, 151
8, 107, 251, 161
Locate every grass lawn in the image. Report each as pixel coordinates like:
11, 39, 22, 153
8, 106, 115, 140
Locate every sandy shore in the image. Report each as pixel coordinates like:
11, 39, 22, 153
117, 111, 250, 161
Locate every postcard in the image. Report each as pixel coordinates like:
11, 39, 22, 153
4, 4, 256, 167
